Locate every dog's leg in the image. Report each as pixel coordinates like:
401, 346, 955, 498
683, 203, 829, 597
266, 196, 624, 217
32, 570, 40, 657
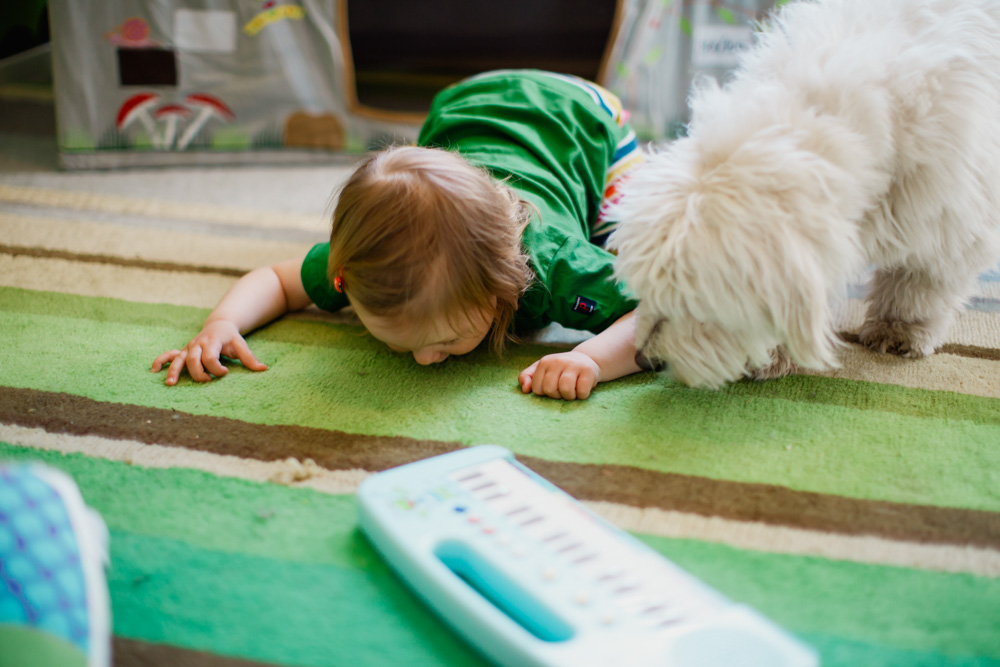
858, 255, 989, 358
746, 345, 798, 381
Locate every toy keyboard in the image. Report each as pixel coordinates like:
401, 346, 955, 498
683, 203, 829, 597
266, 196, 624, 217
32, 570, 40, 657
357, 445, 818, 667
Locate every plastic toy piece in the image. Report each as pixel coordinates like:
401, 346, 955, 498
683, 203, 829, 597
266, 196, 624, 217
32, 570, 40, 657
358, 445, 819, 667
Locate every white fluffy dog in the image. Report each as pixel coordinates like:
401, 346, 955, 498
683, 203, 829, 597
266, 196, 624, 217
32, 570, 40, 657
610, 0, 1000, 388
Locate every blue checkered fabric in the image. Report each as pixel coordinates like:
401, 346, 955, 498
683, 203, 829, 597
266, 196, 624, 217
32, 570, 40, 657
0, 464, 90, 654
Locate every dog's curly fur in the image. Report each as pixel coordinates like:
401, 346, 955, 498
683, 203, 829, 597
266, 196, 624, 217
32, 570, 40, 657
610, 0, 1000, 388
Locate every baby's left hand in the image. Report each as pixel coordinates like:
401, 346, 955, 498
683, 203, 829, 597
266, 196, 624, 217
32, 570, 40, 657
519, 351, 601, 400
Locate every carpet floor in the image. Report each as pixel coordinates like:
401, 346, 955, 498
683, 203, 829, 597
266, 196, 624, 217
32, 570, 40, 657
2, 135, 1000, 664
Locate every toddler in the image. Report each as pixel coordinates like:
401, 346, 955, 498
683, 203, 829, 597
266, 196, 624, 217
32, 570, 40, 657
152, 70, 646, 400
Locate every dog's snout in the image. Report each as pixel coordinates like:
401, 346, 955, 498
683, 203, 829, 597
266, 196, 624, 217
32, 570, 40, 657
635, 348, 667, 372
635, 318, 669, 372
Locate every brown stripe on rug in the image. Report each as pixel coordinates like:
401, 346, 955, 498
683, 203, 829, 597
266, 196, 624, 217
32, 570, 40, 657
0, 385, 459, 472
3, 385, 998, 550
0, 244, 246, 277
937, 342, 1000, 362
113, 636, 282, 667
840, 332, 1000, 362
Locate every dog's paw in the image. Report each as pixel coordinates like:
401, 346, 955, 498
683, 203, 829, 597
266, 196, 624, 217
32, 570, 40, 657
857, 319, 937, 358
746, 345, 798, 381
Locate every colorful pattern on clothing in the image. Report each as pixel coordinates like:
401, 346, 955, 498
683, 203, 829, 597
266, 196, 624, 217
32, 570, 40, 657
539, 73, 631, 127
539, 72, 646, 245
593, 129, 645, 245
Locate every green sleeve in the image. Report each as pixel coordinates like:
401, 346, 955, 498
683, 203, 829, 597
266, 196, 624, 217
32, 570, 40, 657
518, 204, 638, 334
543, 237, 637, 333
300, 242, 349, 313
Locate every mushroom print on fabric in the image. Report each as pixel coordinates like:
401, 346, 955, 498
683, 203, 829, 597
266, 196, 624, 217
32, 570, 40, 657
153, 104, 191, 149
116, 93, 160, 141
176, 94, 235, 150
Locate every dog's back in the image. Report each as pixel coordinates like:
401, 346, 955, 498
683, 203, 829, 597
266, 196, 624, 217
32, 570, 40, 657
736, 0, 1000, 263
611, 0, 1000, 388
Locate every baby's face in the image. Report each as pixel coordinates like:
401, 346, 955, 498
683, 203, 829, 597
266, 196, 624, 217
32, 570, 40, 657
352, 301, 494, 365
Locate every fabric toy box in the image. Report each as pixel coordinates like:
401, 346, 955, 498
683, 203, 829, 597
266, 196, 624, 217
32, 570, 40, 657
48, 0, 417, 169
47, 0, 775, 169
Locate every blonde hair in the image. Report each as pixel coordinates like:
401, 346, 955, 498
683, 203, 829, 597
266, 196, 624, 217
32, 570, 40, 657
329, 145, 534, 354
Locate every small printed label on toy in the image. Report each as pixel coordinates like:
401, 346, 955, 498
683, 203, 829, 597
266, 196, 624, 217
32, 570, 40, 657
573, 296, 597, 315
692, 24, 753, 68
174, 10, 237, 53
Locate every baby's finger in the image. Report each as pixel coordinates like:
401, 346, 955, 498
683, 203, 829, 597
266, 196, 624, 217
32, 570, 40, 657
231, 338, 268, 372
202, 354, 229, 378
165, 352, 187, 385
518, 361, 539, 393
576, 375, 594, 401
541, 364, 563, 398
531, 364, 549, 397
185, 345, 212, 382
558, 371, 578, 401
151, 350, 179, 372
201, 341, 229, 378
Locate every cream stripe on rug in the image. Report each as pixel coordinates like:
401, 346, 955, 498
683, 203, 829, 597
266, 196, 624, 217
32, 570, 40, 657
0, 212, 313, 272
0, 184, 329, 234
4, 249, 998, 349
803, 345, 1000, 397
5, 231, 996, 351
589, 500, 1000, 578
0, 254, 236, 309
4, 422, 997, 578
0, 423, 367, 494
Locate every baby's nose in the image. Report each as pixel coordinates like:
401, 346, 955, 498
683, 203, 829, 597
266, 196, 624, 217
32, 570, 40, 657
413, 349, 448, 365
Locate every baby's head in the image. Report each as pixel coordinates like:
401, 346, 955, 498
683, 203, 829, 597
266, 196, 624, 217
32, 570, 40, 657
329, 145, 533, 364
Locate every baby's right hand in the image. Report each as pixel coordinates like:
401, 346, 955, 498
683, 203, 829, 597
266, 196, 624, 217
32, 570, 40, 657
151, 320, 268, 386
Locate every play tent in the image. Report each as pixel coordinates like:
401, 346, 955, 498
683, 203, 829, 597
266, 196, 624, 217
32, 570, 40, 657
48, 0, 777, 169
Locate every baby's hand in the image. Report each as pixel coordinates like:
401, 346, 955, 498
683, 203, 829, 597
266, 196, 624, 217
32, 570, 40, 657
519, 351, 600, 400
151, 320, 267, 386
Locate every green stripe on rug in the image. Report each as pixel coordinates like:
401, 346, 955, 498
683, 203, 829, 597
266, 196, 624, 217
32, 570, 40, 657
0, 285, 209, 332
110, 531, 483, 667
2, 445, 998, 665
798, 635, 1000, 667
109, 532, 1000, 667
0, 441, 365, 568
3, 288, 1000, 512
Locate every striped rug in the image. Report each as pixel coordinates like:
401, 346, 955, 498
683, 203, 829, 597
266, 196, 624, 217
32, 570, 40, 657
1, 183, 999, 667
